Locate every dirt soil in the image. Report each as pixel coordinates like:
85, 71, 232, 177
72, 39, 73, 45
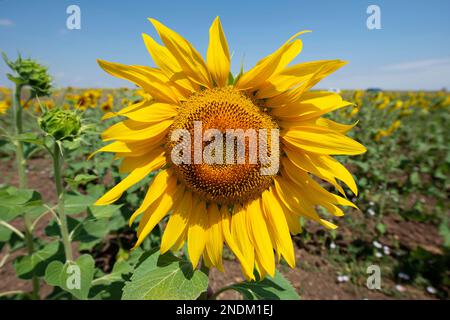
0, 157, 438, 300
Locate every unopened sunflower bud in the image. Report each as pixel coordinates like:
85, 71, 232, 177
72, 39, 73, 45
2, 53, 52, 98
39, 108, 81, 141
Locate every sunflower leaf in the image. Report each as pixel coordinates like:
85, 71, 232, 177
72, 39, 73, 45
121, 250, 209, 300
226, 271, 300, 300
44, 254, 95, 300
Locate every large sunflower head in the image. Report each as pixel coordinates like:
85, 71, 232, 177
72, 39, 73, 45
94, 17, 366, 280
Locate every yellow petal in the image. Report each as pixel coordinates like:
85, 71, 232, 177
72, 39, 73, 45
129, 169, 177, 225
101, 119, 172, 142
235, 31, 309, 91
246, 198, 275, 277
88, 141, 131, 160
149, 18, 212, 88
114, 138, 166, 160
283, 148, 346, 196
207, 17, 230, 87
261, 189, 295, 268
160, 191, 192, 253
282, 125, 367, 155
134, 184, 184, 248
256, 60, 341, 99
231, 204, 255, 273
95, 150, 165, 206
273, 92, 342, 118
142, 33, 199, 95
205, 203, 224, 271
187, 200, 208, 267
281, 162, 357, 210
315, 118, 357, 134
306, 152, 358, 195
267, 60, 346, 106
220, 205, 255, 280
97, 59, 179, 104
119, 151, 159, 174
101, 99, 150, 120
274, 177, 323, 221
121, 103, 178, 122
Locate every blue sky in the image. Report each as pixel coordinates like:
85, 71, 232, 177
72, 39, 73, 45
1, 0, 449, 90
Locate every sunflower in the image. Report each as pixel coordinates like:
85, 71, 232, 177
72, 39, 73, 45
0, 100, 11, 115
94, 17, 366, 280
100, 94, 114, 112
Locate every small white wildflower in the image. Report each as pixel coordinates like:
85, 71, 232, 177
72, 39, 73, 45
398, 272, 410, 281
426, 286, 437, 295
369, 201, 375, 206
373, 240, 383, 249
367, 208, 376, 216
395, 284, 405, 292
383, 245, 391, 255
337, 275, 350, 283
329, 242, 336, 249
375, 251, 383, 258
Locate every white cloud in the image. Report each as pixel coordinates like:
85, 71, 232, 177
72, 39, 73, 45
381, 58, 450, 71
318, 58, 450, 91
0, 19, 14, 27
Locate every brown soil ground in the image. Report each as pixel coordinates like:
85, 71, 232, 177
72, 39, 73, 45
0, 157, 440, 300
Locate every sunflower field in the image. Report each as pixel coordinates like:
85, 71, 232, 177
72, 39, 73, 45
0, 21, 449, 301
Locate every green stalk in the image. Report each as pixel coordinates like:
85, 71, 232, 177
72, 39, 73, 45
52, 143, 73, 261
13, 85, 40, 300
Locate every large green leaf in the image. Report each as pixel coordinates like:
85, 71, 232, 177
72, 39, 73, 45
44, 254, 95, 300
88, 203, 122, 219
227, 271, 300, 300
13, 241, 64, 279
63, 193, 96, 215
0, 187, 43, 221
45, 216, 110, 243
91, 260, 133, 286
122, 250, 208, 300
11, 132, 44, 146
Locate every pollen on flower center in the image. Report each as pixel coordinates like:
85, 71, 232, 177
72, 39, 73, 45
166, 87, 278, 205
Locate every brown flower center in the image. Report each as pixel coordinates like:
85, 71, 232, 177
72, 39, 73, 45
166, 87, 278, 205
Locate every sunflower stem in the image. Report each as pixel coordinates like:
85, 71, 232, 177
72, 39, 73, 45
52, 142, 73, 261
12, 84, 40, 300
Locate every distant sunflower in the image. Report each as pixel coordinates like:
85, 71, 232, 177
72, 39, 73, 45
100, 94, 114, 112
0, 100, 11, 114
94, 17, 366, 280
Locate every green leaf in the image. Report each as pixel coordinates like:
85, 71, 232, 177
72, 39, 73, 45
65, 174, 98, 189
0, 187, 43, 221
122, 250, 208, 300
0, 226, 12, 250
64, 193, 96, 215
12, 132, 44, 145
226, 271, 300, 300
376, 222, 387, 235
92, 260, 133, 286
438, 218, 450, 248
410, 171, 421, 186
45, 216, 110, 244
44, 254, 95, 300
88, 204, 122, 219
13, 241, 64, 279
0, 226, 12, 242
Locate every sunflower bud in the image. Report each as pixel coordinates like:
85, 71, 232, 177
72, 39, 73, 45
39, 108, 81, 141
2, 52, 52, 98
